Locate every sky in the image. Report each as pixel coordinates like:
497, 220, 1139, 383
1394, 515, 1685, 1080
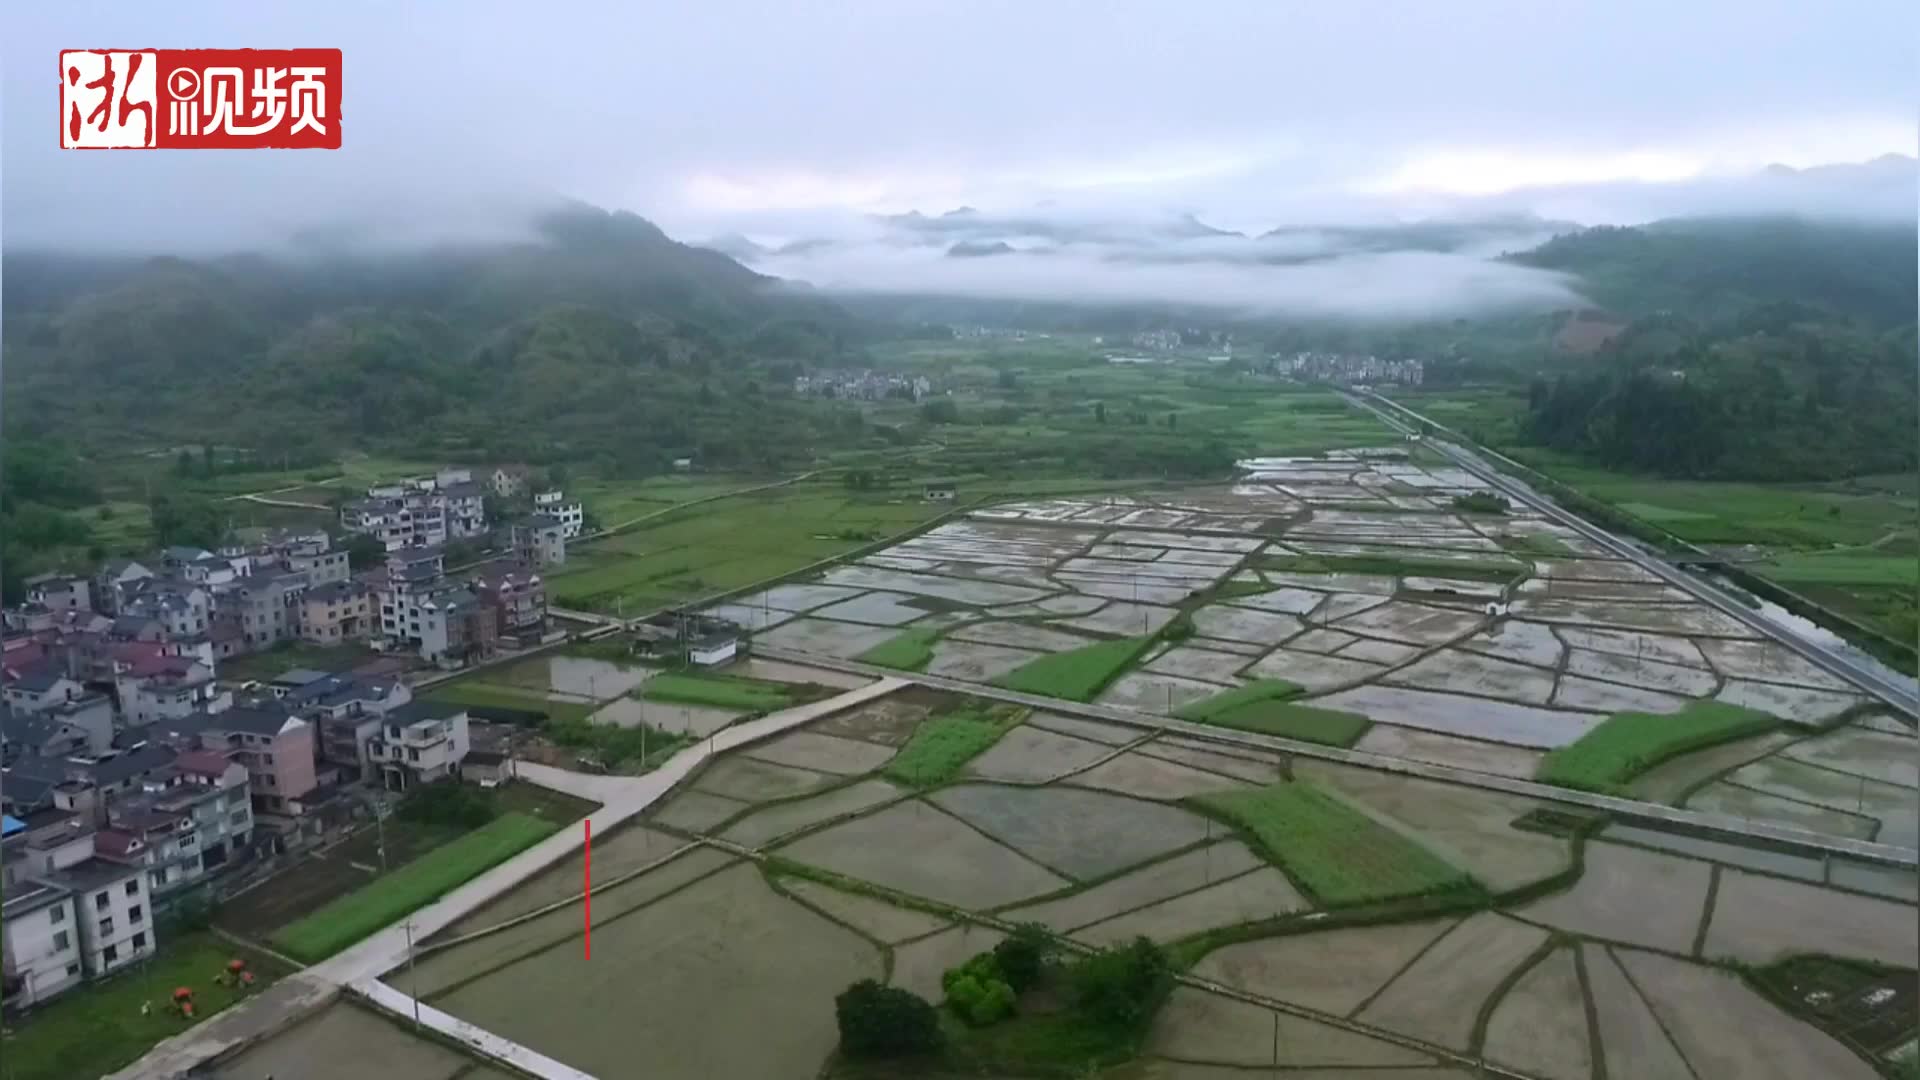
3, 2, 1914, 316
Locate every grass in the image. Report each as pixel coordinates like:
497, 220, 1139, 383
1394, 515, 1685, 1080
883, 705, 1025, 786
1536, 701, 1784, 795
1761, 552, 1918, 587
638, 671, 797, 711
0, 933, 286, 1080
546, 483, 947, 613
1259, 552, 1523, 583
218, 641, 375, 681
270, 812, 558, 963
1176, 682, 1369, 746
856, 628, 943, 671
1193, 781, 1476, 906
422, 680, 598, 725
992, 636, 1155, 701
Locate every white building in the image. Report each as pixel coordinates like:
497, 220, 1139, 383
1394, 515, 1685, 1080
532, 490, 585, 539
368, 700, 472, 789
342, 469, 490, 553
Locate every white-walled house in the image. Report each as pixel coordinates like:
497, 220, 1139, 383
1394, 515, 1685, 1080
532, 490, 585, 539
368, 700, 471, 789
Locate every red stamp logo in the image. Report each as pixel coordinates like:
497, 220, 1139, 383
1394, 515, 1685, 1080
61, 49, 341, 149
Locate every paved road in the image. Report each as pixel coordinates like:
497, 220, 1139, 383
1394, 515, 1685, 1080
758, 646, 1919, 868
110, 677, 905, 1080
1347, 390, 1918, 719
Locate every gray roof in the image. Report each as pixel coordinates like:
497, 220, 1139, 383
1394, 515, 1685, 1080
4, 743, 177, 790
40, 856, 143, 896
306, 580, 368, 603
523, 513, 565, 529
7, 663, 71, 693
385, 699, 466, 726
273, 668, 333, 688
0, 879, 71, 919
1, 709, 80, 749
200, 705, 300, 737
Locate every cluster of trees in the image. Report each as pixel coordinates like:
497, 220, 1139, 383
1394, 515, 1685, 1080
1, 439, 104, 600
835, 928, 1171, 1062
1522, 308, 1916, 480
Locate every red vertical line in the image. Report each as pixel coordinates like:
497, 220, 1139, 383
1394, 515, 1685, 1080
584, 819, 593, 960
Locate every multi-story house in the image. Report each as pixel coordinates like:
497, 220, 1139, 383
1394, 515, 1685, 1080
47, 857, 154, 980
114, 656, 225, 726
234, 571, 310, 649
298, 675, 412, 780
0, 818, 95, 1008
284, 546, 351, 587
532, 490, 585, 539
120, 582, 213, 640
189, 707, 319, 819
2, 663, 87, 715
95, 749, 253, 905
1, 696, 114, 763
23, 574, 92, 613
299, 581, 373, 644
367, 701, 471, 790
489, 464, 531, 497
470, 567, 548, 640
376, 548, 446, 645
412, 587, 497, 668
442, 481, 488, 538
512, 515, 567, 567
94, 560, 155, 614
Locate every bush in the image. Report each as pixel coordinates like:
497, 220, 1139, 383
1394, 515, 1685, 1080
1070, 937, 1171, 1032
946, 971, 1017, 1026
1452, 491, 1511, 514
1160, 612, 1195, 643
992, 923, 1053, 992
395, 780, 498, 828
835, 979, 942, 1057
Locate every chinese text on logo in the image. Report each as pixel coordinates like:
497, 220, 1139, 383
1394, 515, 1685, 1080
61, 49, 341, 149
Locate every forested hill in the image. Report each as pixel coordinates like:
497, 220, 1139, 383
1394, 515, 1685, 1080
0, 203, 863, 468
1509, 216, 1917, 328
1521, 307, 1917, 480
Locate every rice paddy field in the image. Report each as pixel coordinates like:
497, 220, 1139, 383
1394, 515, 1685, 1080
360, 673, 1916, 1080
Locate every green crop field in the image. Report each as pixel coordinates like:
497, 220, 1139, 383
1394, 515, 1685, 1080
883, 706, 1023, 786
857, 627, 942, 671
639, 671, 795, 711
545, 482, 946, 614
1536, 702, 1783, 795
992, 636, 1154, 701
271, 813, 559, 963
423, 681, 598, 724
1176, 682, 1368, 746
1761, 552, 1917, 587
1194, 782, 1474, 906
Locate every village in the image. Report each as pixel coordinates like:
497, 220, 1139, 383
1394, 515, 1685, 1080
0, 463, 624, 1011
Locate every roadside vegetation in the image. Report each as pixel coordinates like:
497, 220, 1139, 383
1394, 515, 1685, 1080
884, 703, 1026, 786
1537, 702, 1784, 795
1194, 781, 1475, 905
1176, 681, 1369, 746
272, 812, 558, 963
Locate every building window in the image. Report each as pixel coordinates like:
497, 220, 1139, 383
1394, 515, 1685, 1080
95, 891, 110, 911
99, 918, 114, 936
52, 930, 70, 951
104, 944, 119, 964
264, 753, 274, 765
125, 880, 139, 897
130, 904, 144, 923
152, 868, 168, 886
133, 932, 148, 950
66, 962, 81, 977
50, 905, 64, 923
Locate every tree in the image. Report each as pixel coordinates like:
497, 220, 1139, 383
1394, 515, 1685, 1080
992, 923, 1053, 992
174, 449, 195, 475
344, 532, 388, 570
835, 980, 940, 1058
149, 491, 226, 549
920, 399, 960, 424
1070, 937, 1170, 1032
200, 444, 216, 476
1094, 402, 1107, 424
